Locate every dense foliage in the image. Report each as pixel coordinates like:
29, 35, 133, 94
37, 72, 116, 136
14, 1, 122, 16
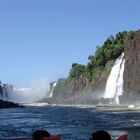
68, 31, 129, 82
69, 63, 85, 79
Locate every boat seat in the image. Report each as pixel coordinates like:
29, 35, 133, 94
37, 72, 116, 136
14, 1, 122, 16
116, 134, 128, 140
41, 135, 60, 140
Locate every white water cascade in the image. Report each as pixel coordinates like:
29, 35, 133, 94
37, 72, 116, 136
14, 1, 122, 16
0, 82, 13, 100
104, 53, 125, 104
49, 82, 57, 97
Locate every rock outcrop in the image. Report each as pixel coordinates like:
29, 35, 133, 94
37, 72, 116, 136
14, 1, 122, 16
122, 30, 140, 103
0, 99, 22, 109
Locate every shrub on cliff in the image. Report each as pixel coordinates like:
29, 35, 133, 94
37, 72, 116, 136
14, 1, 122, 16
69, 63, 85, 79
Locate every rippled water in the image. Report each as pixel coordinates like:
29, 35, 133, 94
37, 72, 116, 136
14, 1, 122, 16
0, 105, 140, 140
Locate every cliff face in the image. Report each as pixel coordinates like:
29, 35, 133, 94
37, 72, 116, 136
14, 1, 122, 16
123, 30, 140, 103
51, 30, 140, 104
52, 61, 114, 104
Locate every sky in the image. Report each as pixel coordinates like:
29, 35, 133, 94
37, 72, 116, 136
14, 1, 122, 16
0, 0, 140, 88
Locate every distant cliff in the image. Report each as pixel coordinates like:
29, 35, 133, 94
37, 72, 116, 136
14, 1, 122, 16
0, 81, 13, 99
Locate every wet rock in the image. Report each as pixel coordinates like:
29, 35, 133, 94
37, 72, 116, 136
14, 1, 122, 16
0, 99, 23, 109
123, 30, 140, 103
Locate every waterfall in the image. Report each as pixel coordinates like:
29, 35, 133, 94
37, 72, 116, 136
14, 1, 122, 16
104, 53, 125, 104
0, 82, 13, 100
49, 82, 57, 97
114, 58, 125, 104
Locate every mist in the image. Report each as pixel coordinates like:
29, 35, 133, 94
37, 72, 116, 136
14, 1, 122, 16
8, 78, 50, 103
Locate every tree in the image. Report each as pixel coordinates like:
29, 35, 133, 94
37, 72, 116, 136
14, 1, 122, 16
69, 64, 85, 79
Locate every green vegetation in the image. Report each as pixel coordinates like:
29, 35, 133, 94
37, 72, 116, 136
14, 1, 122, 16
56, 31, 132, 90
69, 63, 85, 79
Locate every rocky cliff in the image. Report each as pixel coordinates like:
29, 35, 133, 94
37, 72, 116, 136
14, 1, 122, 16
51, 60, 114, 104
122, 30, 140, 103
48, 30, 140, 105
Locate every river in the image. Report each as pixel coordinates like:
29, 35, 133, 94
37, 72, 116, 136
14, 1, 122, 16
0, 105, 140, 140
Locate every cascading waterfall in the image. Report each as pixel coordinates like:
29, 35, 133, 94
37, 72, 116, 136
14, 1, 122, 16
104, 53, 125, 104
114, 58, 125, 104
49, 82, 57, 97
0, 82, 13, 100
3, 84, 8, 98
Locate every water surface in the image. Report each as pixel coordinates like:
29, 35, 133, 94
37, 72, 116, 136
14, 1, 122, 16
0, 105, 140, 140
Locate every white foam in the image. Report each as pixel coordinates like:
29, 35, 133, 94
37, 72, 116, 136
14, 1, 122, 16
127, 104, 135, 109
24, 102, 49, 107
